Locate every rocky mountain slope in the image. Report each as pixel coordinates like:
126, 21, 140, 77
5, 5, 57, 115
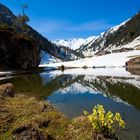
54, 12, 140, 58
76, 12, 140, 57
0, 25, 40, 70
0, 3, 140, 65
0, 3, 81, 62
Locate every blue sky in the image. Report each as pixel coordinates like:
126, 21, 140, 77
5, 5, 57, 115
0, 0, 140, 40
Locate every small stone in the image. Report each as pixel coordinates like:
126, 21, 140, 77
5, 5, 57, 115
14, 127, 49, 140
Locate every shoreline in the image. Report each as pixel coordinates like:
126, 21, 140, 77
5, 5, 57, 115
0, 94, 100, 140
0, 65, 140, 76
0, 90, 119, 140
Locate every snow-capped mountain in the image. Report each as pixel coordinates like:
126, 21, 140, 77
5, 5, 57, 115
106, 19, 129, 34
41, 12, 140, 64
76, 12, 140, 57
53, 36, 98, 50
53, 12, 140, 58
1, 2, 140, 65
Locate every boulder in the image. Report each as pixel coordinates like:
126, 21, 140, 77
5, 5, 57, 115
126, 57, 140, 68
0, 83, 15, 97
13, 127, 49, 140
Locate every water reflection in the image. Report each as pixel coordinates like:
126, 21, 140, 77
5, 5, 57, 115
45, 70, 140, 139
127, 68, 140, 76
0, 68, 140, 139
0, 68, 140, 110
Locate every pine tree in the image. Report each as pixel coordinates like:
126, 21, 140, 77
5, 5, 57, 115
12, 4, 30, 33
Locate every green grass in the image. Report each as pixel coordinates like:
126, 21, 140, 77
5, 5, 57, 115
0, 94, 97, 140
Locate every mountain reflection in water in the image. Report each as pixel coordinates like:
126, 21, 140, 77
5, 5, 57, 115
0, 68, 140, 139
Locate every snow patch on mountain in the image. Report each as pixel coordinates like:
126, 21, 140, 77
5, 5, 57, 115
76, 19, 132, 57
53, 36, 98, 50
40, 51, 61, 64
111, 36, 140, 50
107, 19, 129, 34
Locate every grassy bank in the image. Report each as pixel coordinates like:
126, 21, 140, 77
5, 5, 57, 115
0, 94, 101, 140
0, 79, 126, 140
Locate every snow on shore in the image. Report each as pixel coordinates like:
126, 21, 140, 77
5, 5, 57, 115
0, 71, 11, 76
47, 68, 140, 78
40, 50, 140, 68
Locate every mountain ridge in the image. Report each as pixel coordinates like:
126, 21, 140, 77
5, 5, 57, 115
53, 12, 140, 58
0, 3, 140, 64
77, 12, 140, 57
0, 3, 81, 62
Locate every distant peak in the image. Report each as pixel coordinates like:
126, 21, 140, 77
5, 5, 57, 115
53, 36, 98, 50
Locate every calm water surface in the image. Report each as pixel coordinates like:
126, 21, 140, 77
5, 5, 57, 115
0, 68, 140, 140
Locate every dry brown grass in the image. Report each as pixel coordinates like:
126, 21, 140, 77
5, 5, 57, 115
0, 94, 111, 140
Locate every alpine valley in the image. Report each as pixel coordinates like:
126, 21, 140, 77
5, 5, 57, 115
54, 13, 140, 58
0, 3, 140, 69
50, 12, 140, 68
0, 2, 140, 140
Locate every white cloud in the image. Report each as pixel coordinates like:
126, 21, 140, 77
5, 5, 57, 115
30, 19, 70, 34
29, 19, 113, 39
67, 20, 112, 31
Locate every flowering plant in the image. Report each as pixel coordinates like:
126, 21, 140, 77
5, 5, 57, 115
84, 104, 126, 137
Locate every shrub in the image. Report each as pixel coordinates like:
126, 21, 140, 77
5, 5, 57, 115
82, 65, 88, 69
84, 104, 126, 138
0, 23, 9, 29
59, 65, 65, 71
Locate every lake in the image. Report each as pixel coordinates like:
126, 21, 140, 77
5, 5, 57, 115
0, 68, 140, 140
